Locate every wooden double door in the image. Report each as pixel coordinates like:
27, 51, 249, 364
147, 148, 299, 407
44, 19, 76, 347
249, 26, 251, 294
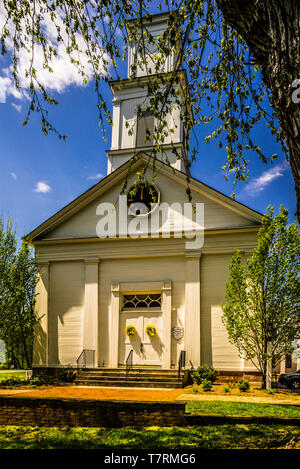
118, 311, 163, 366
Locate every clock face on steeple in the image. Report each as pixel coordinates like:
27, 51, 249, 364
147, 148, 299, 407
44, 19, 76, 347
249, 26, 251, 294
127, 182, 159, 216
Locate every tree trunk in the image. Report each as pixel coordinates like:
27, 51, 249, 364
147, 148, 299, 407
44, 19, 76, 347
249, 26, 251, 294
216, 0, 300, 220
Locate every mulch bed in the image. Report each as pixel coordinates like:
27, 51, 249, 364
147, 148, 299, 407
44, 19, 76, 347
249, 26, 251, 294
0, 385, 184, 402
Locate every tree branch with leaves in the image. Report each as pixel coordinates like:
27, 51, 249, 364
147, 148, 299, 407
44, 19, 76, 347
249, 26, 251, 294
222, 206, 300, 388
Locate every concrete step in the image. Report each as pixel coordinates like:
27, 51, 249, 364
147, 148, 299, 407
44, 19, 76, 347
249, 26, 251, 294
77, 368, 180, 374
77, 371, 183, 379
77, 375, 181, 383
75, 368, 185, 388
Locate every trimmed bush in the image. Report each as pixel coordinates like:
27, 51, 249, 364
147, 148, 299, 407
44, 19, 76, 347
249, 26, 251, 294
59, 368, 77, 383
238, 379, 250, 392
192, 365, 219, 385
222, 385, 231, 393
200, 379, 213, 392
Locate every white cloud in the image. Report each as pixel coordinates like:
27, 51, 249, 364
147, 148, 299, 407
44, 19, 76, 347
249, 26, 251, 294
244, 161, 289, 197
11, 103, 22, 112
87, 173, 104, 181
10, 172, 17, 180
34, 181, 52, 193
0, 2, 108, 103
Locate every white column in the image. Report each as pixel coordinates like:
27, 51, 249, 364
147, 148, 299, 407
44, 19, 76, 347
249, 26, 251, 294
184, 253, 201, 367
162, 281, 172, 369
111, 100, 121, 150
34, 262, 50, 366
110, 283, 120, 368
83, 259, 100, 365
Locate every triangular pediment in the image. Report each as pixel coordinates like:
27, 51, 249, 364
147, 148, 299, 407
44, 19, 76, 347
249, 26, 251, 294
24, 153, 262, 243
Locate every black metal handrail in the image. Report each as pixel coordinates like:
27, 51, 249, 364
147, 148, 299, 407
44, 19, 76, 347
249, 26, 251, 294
126, 349, 133, 381
77, 349, 95, 369
178, 350, 186, 382
189, 360, 195, 372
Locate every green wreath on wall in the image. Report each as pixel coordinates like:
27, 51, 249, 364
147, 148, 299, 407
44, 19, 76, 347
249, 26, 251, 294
145, 324, 157, 337
125, 325, 137, 337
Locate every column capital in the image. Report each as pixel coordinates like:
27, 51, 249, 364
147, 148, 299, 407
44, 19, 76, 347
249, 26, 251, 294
185, 251, 202, 259
84, 258, 100, 264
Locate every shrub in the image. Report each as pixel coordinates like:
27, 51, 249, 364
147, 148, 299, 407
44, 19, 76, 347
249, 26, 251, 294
266, 388, 275, 395
238, 379, 250, 392
29, 374, 56, 387
222, 385, 231, 393
192, 365, 219, 385
0, 377, 28, 387
200, 379, 213, 392
192, 386, 198, 393
59, 368, 77, 383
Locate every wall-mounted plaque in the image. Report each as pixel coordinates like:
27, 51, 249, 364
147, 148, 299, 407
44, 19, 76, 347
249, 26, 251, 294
172, 327, 184, 340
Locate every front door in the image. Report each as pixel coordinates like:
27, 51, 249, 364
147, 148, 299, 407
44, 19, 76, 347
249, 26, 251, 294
119, 311, 163, 366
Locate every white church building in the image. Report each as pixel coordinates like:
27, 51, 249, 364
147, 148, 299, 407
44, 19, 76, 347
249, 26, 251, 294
25, 13, 267, 380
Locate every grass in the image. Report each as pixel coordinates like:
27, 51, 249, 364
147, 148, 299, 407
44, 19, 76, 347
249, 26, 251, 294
0, 372, 26, 381
185, 400, 300, 419
0, 424, 298, 449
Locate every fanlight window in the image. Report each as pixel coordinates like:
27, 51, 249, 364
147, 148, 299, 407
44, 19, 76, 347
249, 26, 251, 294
122, 293, 161, 310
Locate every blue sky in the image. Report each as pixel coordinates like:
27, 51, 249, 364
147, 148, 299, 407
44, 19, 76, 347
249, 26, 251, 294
0, 11, 297, 241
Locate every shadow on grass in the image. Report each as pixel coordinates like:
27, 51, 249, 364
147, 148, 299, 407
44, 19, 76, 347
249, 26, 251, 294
0, 424, 298, 449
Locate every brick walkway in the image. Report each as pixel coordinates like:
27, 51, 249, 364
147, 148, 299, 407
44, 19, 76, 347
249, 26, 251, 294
0, 385, 184, 402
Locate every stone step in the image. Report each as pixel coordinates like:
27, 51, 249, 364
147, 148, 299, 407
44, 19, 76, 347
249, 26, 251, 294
75, 367, 187, 388
77, 371, 183, 379
75, 379, 183, 388
77, 368, 181, 374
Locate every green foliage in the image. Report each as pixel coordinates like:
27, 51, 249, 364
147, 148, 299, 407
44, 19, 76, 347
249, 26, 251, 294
0, 377, 28, 387
0, 424, 298, 449
192, 365, 219, 385
59, 368, 77, 383
238, 379, 250, 392
222, 206, 300, 388
192, 386, 198, 393
200, 379, 213, 392
222, 386, 231, 393
0, 1, 289, 196
185, 400, 300, 419
0, 217, 39, 369
28, 375, 56, 388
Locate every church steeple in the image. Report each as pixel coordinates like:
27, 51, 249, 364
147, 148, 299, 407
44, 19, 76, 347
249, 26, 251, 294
106, 12, 191, 175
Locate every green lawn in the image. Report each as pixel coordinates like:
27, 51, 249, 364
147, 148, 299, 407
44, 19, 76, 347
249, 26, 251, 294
185, 400, 300, 419
0, 372, 26, 381
0, 424, 298, 449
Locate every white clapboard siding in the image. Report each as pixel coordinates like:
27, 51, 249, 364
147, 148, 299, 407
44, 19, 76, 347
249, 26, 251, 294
48, 261, 85, 366
201, 253, 243, 370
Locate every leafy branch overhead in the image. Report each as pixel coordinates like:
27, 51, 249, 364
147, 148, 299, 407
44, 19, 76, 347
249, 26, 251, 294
1, 1, 299, 212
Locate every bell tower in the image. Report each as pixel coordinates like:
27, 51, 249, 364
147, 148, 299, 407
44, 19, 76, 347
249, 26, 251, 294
106, 12, 191, 175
